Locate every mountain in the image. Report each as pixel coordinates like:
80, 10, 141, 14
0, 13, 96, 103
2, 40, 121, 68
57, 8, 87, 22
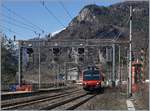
23, 1, 149, 83
52, 1, 149, 51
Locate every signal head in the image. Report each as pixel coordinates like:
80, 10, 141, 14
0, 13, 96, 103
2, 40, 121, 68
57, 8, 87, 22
78, 48, 84, 55
53, 47, 60, 56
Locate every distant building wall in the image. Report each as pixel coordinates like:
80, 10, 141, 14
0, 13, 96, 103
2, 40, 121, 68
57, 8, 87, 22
67, 70, 79, 80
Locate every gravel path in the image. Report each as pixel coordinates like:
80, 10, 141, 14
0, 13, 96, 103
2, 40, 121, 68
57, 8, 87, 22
132, 83, 149, 110
76, 87, 127, 110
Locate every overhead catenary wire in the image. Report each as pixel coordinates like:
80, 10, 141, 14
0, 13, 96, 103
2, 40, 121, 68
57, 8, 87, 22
58, 1, 72, 20
1, 4, 45, 34
0, 25, 25, 36
40, 0, 65, 28
1, 18, 39, 34
112, 31, 123, 42
111, 17, 130, 42
1, 13, 41, 34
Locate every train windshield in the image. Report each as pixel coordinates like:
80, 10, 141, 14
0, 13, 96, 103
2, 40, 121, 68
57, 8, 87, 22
83, 70, 100, 80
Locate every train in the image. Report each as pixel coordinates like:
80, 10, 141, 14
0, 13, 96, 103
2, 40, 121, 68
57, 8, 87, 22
82, 66, 105, 92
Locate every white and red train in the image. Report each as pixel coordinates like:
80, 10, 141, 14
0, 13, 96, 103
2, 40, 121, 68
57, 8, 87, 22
81, 66, 105, 92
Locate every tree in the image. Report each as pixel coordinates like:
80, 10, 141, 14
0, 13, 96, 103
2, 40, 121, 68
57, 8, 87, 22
1, 34, 18, 84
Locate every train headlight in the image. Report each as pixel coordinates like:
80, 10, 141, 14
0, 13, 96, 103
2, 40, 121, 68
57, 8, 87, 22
96, 82, 100, 85
83, 82, 87, 85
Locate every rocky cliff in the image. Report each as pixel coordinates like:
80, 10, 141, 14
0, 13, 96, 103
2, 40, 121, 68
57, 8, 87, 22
52, 1, 149, 50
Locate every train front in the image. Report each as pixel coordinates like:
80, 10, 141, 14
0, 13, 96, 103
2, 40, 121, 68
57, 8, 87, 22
82, 67, 104, 91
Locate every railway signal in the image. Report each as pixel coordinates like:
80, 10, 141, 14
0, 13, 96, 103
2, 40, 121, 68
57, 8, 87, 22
52, 47, 61, 62
26, 43, 34, 58
78, 48, 84, 55
53, 47, 60, 56
78, 48, 85, 62
26, 47, 33, 55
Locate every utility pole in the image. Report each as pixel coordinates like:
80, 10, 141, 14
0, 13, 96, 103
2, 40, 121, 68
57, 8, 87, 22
65, 62, 67, 81
0, 33, 2, 91
128, 5, 132, 97
118, 45, 121, 83
58, 64, 60, 86
0, 3, 1, 92
18, 41, 23, 87
56, 64, 60, 87
120, 59, 123, 82
38, 37, 41, 89
73, 47, 78, 64
112, 43, 115, 87
18, 42, 21, 86
98, 49, 101, 64
18, 41, 24, 87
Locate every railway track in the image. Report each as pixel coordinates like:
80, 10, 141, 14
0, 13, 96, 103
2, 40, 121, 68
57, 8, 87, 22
2, 85, 98, 110
51, 93, 97, 110
2, 85, 75, 100
2, 88, 81, 110
23, 91, 96, 110
40, 92, 89, 110
2, 89, 97, 110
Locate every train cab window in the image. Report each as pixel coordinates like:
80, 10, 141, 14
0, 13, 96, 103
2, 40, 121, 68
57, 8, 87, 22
83, 70, 100, 80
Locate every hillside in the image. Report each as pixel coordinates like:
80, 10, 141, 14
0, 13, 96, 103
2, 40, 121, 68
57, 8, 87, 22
23, 1, 149, 83
52, 1, 149, 50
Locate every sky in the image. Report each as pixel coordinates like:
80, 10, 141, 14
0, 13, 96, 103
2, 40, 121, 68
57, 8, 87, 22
0, 0, 123, 40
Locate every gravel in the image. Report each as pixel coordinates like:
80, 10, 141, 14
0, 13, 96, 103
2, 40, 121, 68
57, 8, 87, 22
76, 87, 128, 110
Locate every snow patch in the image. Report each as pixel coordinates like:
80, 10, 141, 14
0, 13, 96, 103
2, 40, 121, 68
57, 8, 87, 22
51, 28, 66, 37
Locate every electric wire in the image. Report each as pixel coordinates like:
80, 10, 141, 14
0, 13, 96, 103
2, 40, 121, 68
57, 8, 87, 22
111, 31, 123, 42
40, 0, 65, 28
111, 17, 130, 42
1, 18, 39, 34
58, 1, 72, 20
0, 25, 25, 36
1, 4, 45, 34
1, 13, 41, 34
